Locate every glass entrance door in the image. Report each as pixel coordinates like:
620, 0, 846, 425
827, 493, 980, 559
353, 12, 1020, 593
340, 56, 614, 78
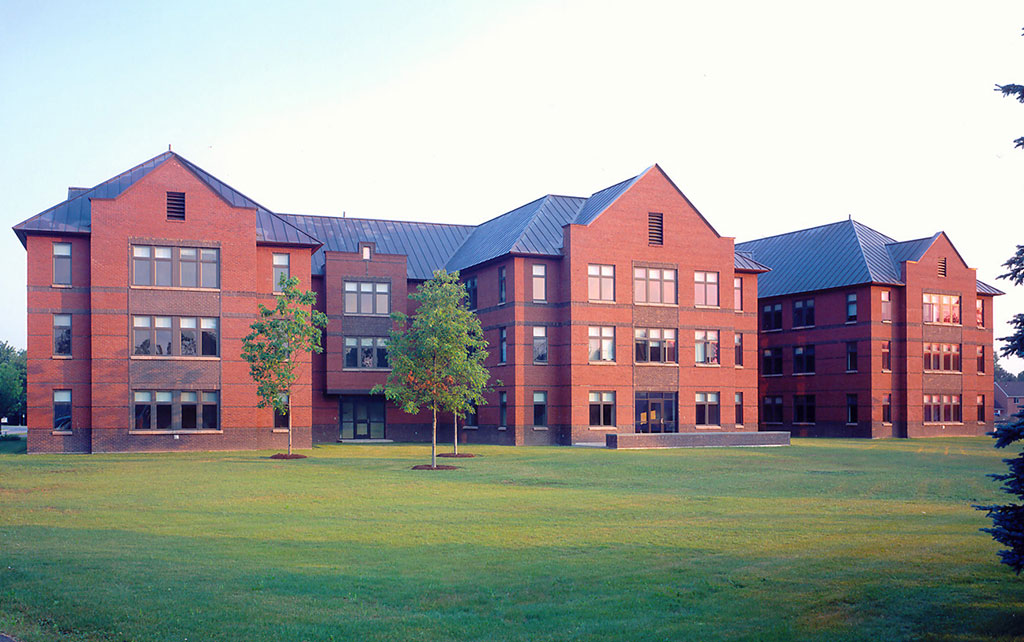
340, 396, 385, 439
635, 392, 678, 433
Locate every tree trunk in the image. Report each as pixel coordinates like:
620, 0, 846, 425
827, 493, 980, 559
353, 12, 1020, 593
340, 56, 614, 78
287, 388, 293, 456
453, 413, 459, 455
431, 404, 437, 468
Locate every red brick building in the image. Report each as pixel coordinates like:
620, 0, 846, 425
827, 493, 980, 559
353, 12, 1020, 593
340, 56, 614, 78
15, 153, 766, 452
736, 219, 1002, 438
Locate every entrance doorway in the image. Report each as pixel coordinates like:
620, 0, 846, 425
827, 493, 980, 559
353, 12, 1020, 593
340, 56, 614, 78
340, 396, 385, 440
635, 392, 678, 433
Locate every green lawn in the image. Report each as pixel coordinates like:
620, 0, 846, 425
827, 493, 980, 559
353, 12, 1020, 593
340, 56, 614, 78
1, 437, 1022, 641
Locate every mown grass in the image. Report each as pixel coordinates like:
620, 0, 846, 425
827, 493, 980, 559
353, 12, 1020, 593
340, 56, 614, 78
1, 437, 1022, 641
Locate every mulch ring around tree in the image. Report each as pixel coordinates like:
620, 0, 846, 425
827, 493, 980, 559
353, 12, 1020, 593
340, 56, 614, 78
437, 453, 476, 458
411, 464, 459, 470
269, 453, 308, 460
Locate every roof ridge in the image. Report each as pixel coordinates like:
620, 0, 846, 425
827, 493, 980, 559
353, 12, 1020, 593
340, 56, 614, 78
279, 212, 477, 228
737, 218, 862, 246
885, 233, 939, 247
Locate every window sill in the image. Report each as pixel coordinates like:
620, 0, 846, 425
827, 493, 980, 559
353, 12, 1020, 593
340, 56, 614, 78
497, 426, 507, 431
762, 373, 784, 378
587, 360, 617, 365
129, 430, 223, 435
694, 305, 720, 310
763, 422, 784, 425
587, 299, 616, 304
695, 425, 722, 430
793, 372, 815, 376
923, 322, 962, 327
496, 362, 506, 366
634, 302, 678, 308
882, 422, 893, 426
845, 370, 858, 374
923, 422, 964, 426
923, 370, 962, 375
130, 285, 220, 292
52, 355, 72, 360
272, 428, 289, 433
882, 320, 892, 324
342, 368, 391, 372
695, 363, 720, 368
735, 365, 744, 369
51, 430, 73, 435
845, 321, 857, 325
532, 362, 548, 366
131, 355, 220, 361
532, 426, 549, 431
882, 369, 892, 373
343, 313, 392, 317
793, 422, 816, 426
792, 325, 815, 330
51, 284, 74, 289
762, 328, 783, 333
636, 362, 679, 367
588, 426, 616, 431
532, 300, 548, 304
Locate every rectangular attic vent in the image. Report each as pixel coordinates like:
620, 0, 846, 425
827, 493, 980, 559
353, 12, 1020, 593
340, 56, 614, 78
938, 256, 947, 277
648, 213, 664, 245
167, 192, 186, 220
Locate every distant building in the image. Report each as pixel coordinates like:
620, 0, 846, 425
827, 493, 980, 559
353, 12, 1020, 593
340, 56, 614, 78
737, 220, 1002, 438
994, 381, 1024, 424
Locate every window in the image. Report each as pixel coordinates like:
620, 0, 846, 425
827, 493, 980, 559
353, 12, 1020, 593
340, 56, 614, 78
361, 245, 371, 260
648, 213, 663, 245
465, 277, 478, 310
846, 342, 858, 372
734, 277, 743, 311
154, 316, 173, 356
634, 267, 677, 304
134, 246, 219, 289
156, 391, 173, 430
499, 391, 508, 427
532, 265, 546, 302
532, 327, 548, 363
180, 248, 198, 287
179, 247, 220, 289
498, 267, 507, 304
201, 318, 218, 356
202, 392, 219, 429
762, 303, 782, 331
793, 298, 815, 327
588, 326, 615, 362
735, 392, 743, 426
133, 246, 173, 286
181, 392, 198, 429
882, 393, 892, 424
634, 328, 677, 363
588, 264, 615, 301
154, 247, 172, 286
978, 394, 986, 422
133, 316, 152, 355
533, 391, 547, 427
734, 334, 743, 367
762, 396, 783, 424
53, 390, 71, 431
134, 316, 218, 357
882, 341, 891, 371
274, 395, 289, 429
200, 249, 219, 288
977, 299, 985, 328
180, 318, 197, 356
924, 394, 961, 423
695, 330, 720, 365
165, 191, 186, 219
499, 327, 507, 363
923, 294, 961, 325
344, 337, 389, 369
794, 395, 816, 424
881, 290, 892, 322
923, 343, 960, 372
344, 281, 390, 315
53, 314, 71, 356
762, 348, 783, 375
273, 253, 290, 291
846, 394, 858, 424
978, 345, 986, 373
589, 391, 615, 426
52, 242, 71, 285
635, 392, 677, 433
793, 345, 815, 374
465, 403, 478, 427
846, 293, 857, 323
134, 391, 152, 430
695, 392, 720, 426
694, 271, 719, 307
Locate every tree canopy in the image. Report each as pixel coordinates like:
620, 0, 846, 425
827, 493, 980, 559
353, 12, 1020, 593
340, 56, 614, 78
0, 341, 27, 423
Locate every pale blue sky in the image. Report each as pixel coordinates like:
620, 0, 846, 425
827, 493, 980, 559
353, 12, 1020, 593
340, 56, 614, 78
2, 0, 1022, 369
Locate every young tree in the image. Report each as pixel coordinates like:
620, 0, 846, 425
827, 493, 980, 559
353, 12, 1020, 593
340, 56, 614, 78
0, 341, 26, 424
241, 275, 327, 456
978, 245, 1024, 573
373, 270, 491, 468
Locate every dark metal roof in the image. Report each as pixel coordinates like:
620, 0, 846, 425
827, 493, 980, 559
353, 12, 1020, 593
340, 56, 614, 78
734, 251, 770, 273
977, 280, 1005, 295
573, 169, 647, 225
996, 381, 1024, 397
279, 214, 475, 280
738, 219, 1003, 298
13, 151, 320, 248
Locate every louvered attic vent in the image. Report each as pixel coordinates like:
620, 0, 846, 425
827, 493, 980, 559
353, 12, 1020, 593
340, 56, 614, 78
648, 213, 664, 245
938, 256, 947, 277
166, 191, 186, 220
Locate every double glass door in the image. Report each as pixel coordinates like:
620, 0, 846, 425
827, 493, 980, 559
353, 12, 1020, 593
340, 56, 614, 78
635, 392, 678, 433
341, 397, 385, 439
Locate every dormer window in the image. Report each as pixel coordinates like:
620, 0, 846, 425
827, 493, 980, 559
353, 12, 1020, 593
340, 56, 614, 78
362, 246, 371, 260
167, 192, 185, 220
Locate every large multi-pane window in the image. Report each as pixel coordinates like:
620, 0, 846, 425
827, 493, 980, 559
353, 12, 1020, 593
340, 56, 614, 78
694, 271, 719, 307
533, 391, 548, 427
52, 242, 71, 285
589, 392, 615, 426
588, 326, 615, 362
923, 293, 961, 324
762, 303, 782, 331
793, 345, 815, 374
794, 395, 816, 424
923, 343, 960, 371
762, 348, 783, 375
846, 342, 858, 372
634, 267, 677, 304
734, 277, 743, 311
532, 327, 548, 363
734, 334, 743, 366
344, 337, 389, 369
273, 253, 290, 291
132, 245, 219, 288
465, 277, 478, 310
635, 392, 677, 433
499, 327, 508, 363
793, 298, 815, 327
53, 314, 71, 356
498, 267, 507, 304
846, 394, 858, 424
634, 328, 677, 363
344, 281, 390, 315
846, 293, 858, 322
133, 390, 219, 431
53, 390, 71, 431
134, 316, 218, 356
924, 394, 961, 423
881, 290, 892, 322
882, 341, 891, 371
588, 264, 615, 301
694, 330, 720, 365
762, 396, 783, 424
532, 265, 547, 302
695, 392, 720, 425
